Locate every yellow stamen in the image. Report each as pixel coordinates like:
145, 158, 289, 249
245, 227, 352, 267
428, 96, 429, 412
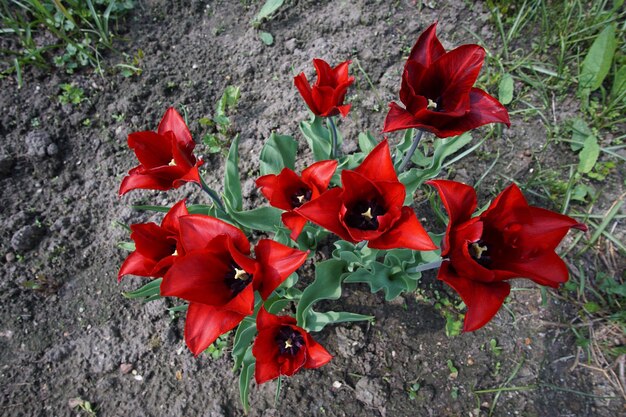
172, 249, 178, 256
470, 243, 488, 259
427, 98, 438, 110
361, 207, 373, 220
168, 159, 177, 166
284, 338, 293, 349
234, 268, 248, 280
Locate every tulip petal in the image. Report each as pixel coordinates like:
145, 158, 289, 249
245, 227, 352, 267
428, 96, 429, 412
158, 107, 193, 146
130, 223, 174, 260
178, 215, 250, 254
282, 211, 308, 241
294, 72, 317, 114
437, 88, 511, 135
313, 58, 334, 87
353, 139, 398, 183
161, 199, 189, 234
257, 306, 296, 330
522, 207, 587, 250
382, 102, 424, 134
118, 169, 178, 196
127, 131, 173, 168
368, 206, 437, 251
185, 302, 244, 356
256, 173, 279, 201
118, 251, 156, 281
331, 60, 352, 85
303, 333, 333, 369
337, 104, 352, 117
495, 251, 570, 288
407, 22, 446, 68
312, 85, 337, 117
301, 160, 338, 194
254, 239, 308, 299
438, 262, 510, 332
270, 169, 308, 211
296, 188, 352, 241
481, 183, 531, 231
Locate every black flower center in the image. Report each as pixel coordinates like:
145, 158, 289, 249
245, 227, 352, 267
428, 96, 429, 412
224, 263, 252, 296
275, 326, 305, 356
468, 240, 491, 267
290, 187, 312, 208
344, 200, 385, 230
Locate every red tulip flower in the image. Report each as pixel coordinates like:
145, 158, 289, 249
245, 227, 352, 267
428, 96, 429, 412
256, 160, 338, 240
294, 58, 355, 117
297, 140, 436, 251
252, 307, 332, 384
383, 22, 510, 137
119, 107, 203, 195
118, 199, 188, 281
160, 215, 308, 355
428, 180, 587, 332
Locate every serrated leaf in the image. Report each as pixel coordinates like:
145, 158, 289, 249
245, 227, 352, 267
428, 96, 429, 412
579, 24, 616, 93
577, 135, 600, 174
259, 31, 274, 45
344, 262, 418, 301
253, 0, 284, 23
224, 135, 242, 211
259, 133, 297, 175
123, 278, 162, 300
498, 73, 514, 105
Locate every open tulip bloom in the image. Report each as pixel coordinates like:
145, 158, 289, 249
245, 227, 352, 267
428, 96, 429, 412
383, 22, 510, 137
116, 19, 589, 412
119, 107, 204, 195
428, 180, 587, 332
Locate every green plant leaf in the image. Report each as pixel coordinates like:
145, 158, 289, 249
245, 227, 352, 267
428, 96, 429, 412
258, 31, 274, 45
253, 0, 285, 23
610, 65, 626, 102
232, 317, 256, 371
224, 134, 242, 212
577, 135, 600, 174
305, 311, 373, 332
216, 86, 240, 118
238, 345, 255, 413
344, 261, 418, 301
123, 278, 162, 300
227, 206, 283, 232
299, 115, 332, 161
259, 133, 297, 175
117, 241, 135, 251
578, 24, 616, 93
358, 131, 378, 154
570, 118, 592, 151
498, 73, 514, 105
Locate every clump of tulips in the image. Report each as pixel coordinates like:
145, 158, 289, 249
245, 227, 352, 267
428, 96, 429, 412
117, 22, 586, 410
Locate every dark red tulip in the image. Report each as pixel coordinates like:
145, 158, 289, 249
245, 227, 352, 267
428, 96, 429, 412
118, 199, 188, 281
252, 307, 332, 384
297, 140, 436, 251
383, 22, 510, 137
160, 215, 307, 355
256, 160, 338, 240
294, 58, 355, 117
119, 107, 203, 195
428, 180, 587, 332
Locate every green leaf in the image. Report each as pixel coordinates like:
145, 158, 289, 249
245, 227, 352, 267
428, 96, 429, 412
224, 135, 243, 211
123, 278, 162, 300
305, 311, 373, 332
579, 24, 616, 93
216, 86, 240, 118
358, 131, 378, 154
238, 346, 255, 413
131, 204, 171, 213
570, 118, 592, 151
610, 65, 626, 102
259, 133, 297, 175
227, 206, 283, 232
259, 31, 274, 45
577, 135, 600, 174
344, 261, 418, 301
498, 73, 514, 105
232, 317, 256, 371
253, 0, 285, 23
117, 241, 135, 251
299, 115, 342, 161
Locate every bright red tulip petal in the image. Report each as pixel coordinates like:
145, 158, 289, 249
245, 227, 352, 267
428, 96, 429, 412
256, 174, 278, 201
184, 302, 244, 356
523, 207, 588, 250
438, 88, 511, 135
368, 206, 437, 251
282, 211, 308, 241
118, 251, 156, 281
119, 170, 174, 196
313, 58, 334, 87
332, 60, 351, 84
438, 262, 510, 332
161, 199, 189, 234
131, 223, 174, 260
257, 306, 296, 330
337, 104, 352, 117
158, 107, 193, 146
312, 85, 336, 116
303, 333, 333, 369
294, 72, 317, 113
382, 102, 424, 133
407, 22, 446, 67
482, 183, 531, 230
301, 160, 338, 193
353, 139, 398, 183
279, 348, 307, 377
496, 251, 570, 288
296, 188, 352, 241
178, 215, 250, 254
254, 239, 308, 299
127, 131, 173, 168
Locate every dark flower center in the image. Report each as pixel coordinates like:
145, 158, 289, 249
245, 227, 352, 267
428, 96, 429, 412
224, 263, 252, 296
275, 326, 305, 356
468, 240, 491, 267
344, 200, 385, 230
290, 187, 312, 208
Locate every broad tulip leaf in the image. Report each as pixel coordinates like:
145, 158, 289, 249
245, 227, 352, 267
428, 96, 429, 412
258, 31, 274, 46
227, 206, 282, 232
344, 262, 420, 301
224, 135, 243, 212
259, 133, 297, 176
498, 73, 514, 105
117, 241, 135, 252
232, 317, 256, 371
253, 0, 284, 23
305, 311, 374, 333
238, 346, 255, 413
122, 278, 162, 300
299, 115, 343, 161
579, 24, 616, 92
578, 135, 600, 174
358, 131, 378, 154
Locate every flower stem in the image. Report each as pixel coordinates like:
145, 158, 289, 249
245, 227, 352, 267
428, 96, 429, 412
328, 116, 339, 159
406, 259, 442, 274
199, 176, 225, 211
398, 129, 424, 172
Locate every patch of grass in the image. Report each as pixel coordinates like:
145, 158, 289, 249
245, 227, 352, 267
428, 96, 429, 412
0, 0, 135, 83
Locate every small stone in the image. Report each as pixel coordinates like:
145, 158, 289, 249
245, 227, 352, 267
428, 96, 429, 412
25, 130, 52, 158
120, 363, 133, 374
11, 225, 45, 252
46, 143, 59, 156
332, 381, 342, 389
5, 252, 16, 262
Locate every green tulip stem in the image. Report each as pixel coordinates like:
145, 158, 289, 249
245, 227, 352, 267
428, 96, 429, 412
398, 129, 424, 172
199, 176, 225, 211
327, 116, 339, 159
406, 259, 442, 274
